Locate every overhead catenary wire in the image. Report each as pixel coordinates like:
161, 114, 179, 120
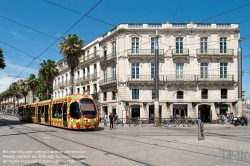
1, 0, 103, 88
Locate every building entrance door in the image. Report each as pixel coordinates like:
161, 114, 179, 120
199, 105, 211, 123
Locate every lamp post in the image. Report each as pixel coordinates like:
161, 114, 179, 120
154, 30, 160, 124
238, 38, 244, 116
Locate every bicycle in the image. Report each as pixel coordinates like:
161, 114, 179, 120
127, 118, 134, 127
114, 118, 124, 127
134, 119, 146, 127
154, 119, 169, 127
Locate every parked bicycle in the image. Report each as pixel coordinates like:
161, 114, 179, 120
154, 119, 168, 127
114, 118, 124, 127
134, 119, 146, 127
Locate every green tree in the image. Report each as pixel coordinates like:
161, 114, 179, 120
19, 80, 29, 104
39, 59, 59, 99
58, 34, 84, 94
9, 82, 19, 108
0, 47, 6, 69
36, 73, 50, 101
27, 74, 39, 103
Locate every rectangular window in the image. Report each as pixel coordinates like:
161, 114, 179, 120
77, 88, 80, 94
87, 67, 90, 79
112, 66, 116, 81
201, 89, 208, 99
132, 89, 139, 99
131, 63, 139, 79
221, 89, 228, 99
220, 63, 227, 78
151, 63, 155, 79
103, 46, 107, 60
103, 92, 107, 101
176, 38, 183, 53
93, 46, 96, 56
200, 63, 208, 78
103, 69, 107, 82
52, 103, 63, 118
200, 37, 208, 53
112, 41, 116, 56
112, 91, 116, 100
131, 37, 139, 53
151, 37, 156, 53
177, 91, 183, 99
152, 89, 155, 99
176, 63, 184, 79
93, 64, 97, 77
220, 37, 227, 53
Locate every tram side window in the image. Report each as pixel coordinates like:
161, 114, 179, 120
41, 106, 45, 118
70, 102, 81, 119
31, 107, 35, 117
52, 103, 63, 118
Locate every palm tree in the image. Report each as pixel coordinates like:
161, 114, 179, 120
39, 59, 59, 99
0, 47, 6, 70
58, 34, 84, 94
27, 74, 39, 103
9, 82, 19, 108
19, 80, 29, 104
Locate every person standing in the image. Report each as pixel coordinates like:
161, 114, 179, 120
109, 112, 114, 130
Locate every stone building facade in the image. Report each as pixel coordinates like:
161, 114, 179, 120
53, 22, 241, 123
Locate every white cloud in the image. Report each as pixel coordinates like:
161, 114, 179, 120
10, 30, 26, 40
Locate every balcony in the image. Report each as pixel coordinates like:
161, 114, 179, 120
90, 72, 99, 82
201, 94, 208, 99
197, 75, 234, 86
99, 77, 117, 89
166, 75, 196, 87
100, 52, 116, 67
127, 75, 165, 86
197, 49, 234, 60
58, 65, 69, 73
127, 49, 164, 60
79, 51, 100, 68
79, 75, 91, 85
172, 49, 189, 60
58, 82, 65, 89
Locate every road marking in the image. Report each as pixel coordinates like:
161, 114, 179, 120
43, 137, 50, 139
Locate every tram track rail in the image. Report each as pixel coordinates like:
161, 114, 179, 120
0, 115, 152, 166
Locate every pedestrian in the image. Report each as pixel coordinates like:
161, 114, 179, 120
225, 111, 231, 128
109, 112, 114, 130
104, 113, 108, 127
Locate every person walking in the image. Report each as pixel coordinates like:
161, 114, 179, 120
104, 113, 108, 127
109, 112, 114, 130
225, 111, 231, 128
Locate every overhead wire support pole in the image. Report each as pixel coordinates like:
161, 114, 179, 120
238, 38, 244, 117
154, 30, 159, 125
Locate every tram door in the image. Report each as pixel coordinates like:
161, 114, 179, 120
63, 102, 67, 127
45, 105, 49, 124
38, 106, 41, 123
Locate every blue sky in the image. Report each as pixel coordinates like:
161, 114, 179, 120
1, 0, 250, 99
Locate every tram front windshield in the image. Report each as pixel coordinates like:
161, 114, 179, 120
80, 98, 96, 118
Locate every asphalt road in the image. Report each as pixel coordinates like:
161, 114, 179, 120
0, 112, 250, 166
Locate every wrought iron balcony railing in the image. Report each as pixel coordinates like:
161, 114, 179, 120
166, 75, 195, 81
197, 49, 234, 56
197, 75, 234, 81
201, 95, 208, 99
100, 52, 116, 63
172, 49, 189, 55
99, 77, 117, 86
177, 95, 183, 99
127, 75, 164, 81
80, 51, 100, 64
127, 49, 164, 56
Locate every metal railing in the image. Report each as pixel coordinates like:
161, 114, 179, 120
201, 94, 208, 99
197, 75, 234, 81
99, 77, 117, 86
132, 95, 139, 99
100, 52, 116, 63
80, 51, 100, 63
197, 49, 234, 56
172, 48, 189, 55
221, 95, 228, 99
127, 75, 164, 81
166, 75, 195, 81
127, 49, 164, 56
